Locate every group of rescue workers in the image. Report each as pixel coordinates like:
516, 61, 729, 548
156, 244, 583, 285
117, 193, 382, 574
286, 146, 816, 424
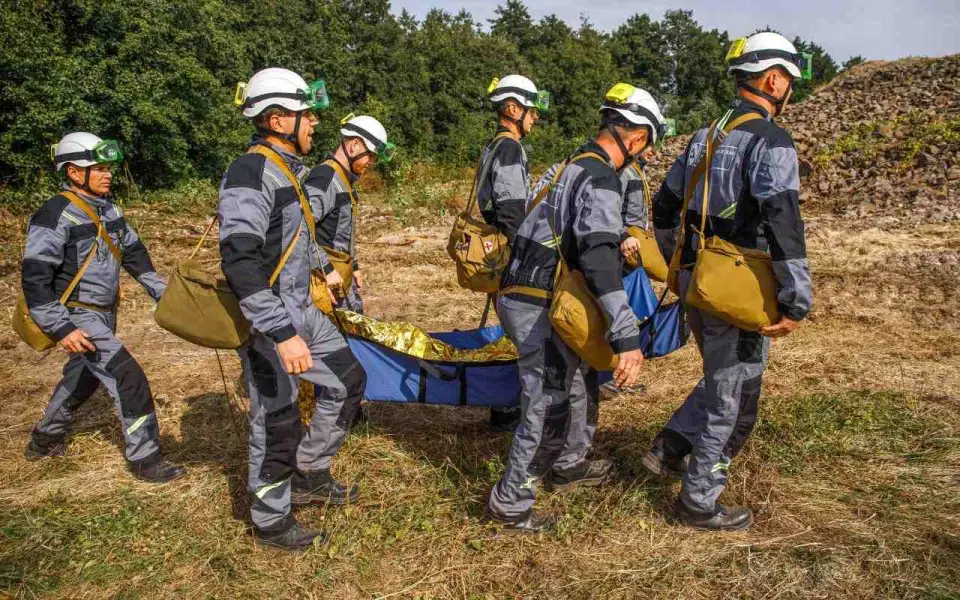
18, 30, 812, 550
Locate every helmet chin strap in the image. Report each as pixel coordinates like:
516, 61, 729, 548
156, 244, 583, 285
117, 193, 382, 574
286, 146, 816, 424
606, 123, 635, 167
287, 112, 305, 154
69, 166, 95, 195
740, 78, 794, 116
502, 104, 530, 138
258, 111, 307, 153
341, 140, 373, 175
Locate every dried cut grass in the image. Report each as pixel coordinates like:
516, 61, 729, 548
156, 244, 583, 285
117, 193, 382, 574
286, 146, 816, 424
0, 185, 958, 599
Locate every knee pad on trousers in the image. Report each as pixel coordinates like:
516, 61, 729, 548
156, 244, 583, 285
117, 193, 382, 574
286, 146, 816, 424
320, 346, 366, 429
105, 348, 154, 419
529, 399, 572, 476
542, 338, 568, 391
724, 374, 763, 458
259, 402, 302, 483
737, 331, 764, 364
247, 347, 279, 398
66, 368, 101, 410
325, 346, 367, 398
337, 352, 367, 429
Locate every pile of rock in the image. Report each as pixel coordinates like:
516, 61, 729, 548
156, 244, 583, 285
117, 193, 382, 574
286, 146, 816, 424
646, 54, 960, 228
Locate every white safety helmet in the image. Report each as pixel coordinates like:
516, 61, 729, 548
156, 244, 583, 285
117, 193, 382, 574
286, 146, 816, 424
600, 84, 672, 148
488, 75, 550, 111
339, 114, 396, 162
50, 132, 123, 172
726, 32, 812, 81
234, 67, 330, 118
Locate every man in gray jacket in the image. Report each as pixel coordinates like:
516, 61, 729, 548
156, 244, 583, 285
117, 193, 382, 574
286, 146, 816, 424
22, 132, 184, 484
222, 68, 366, 551
480, 75, 548, 433
644, 32, 814, 531
485, 84, 667, 533
304, 115, 394, 314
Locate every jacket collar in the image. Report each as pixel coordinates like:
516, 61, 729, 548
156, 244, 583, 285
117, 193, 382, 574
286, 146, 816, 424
731, 96, 772, 120
323, 153, 359, 184
62, 184, 110, 209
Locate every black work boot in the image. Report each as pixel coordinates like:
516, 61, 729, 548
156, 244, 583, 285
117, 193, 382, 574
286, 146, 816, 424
253, 516, 325, 551
490, 406, 522, 433
642, 450, 689, 480
549, 458, 614, 492
24, 432, 66, 461
643, 429, 692, 480
291, 469, 359, 506
482, 507, 556, 534
128, 452, 187, 483
674, 498, 753, 532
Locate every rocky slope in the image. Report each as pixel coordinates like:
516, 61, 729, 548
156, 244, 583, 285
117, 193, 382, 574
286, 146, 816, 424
648, 54, 960, 228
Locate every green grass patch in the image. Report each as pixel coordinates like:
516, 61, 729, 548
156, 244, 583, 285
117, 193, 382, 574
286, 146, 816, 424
0, 489, 187, 593
755, 391, 947, 475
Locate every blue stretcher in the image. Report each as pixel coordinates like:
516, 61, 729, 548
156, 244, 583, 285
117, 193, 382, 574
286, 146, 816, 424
337, 269, 688, 407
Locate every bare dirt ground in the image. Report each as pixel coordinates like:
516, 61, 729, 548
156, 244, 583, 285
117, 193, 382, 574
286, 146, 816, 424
0, 184, 958, 599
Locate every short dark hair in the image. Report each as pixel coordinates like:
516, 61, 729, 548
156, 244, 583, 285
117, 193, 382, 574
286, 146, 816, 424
735, 65, 792, 88
599, 109, 644, 131
254, 106, 293, 130
495, 97, 524, 115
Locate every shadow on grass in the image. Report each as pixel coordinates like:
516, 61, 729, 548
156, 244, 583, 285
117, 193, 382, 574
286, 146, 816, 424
173, 393, 249, 524
358, 402, 510, 517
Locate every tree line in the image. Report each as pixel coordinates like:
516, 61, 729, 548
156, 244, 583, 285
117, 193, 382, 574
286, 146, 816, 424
0, 0, 848, 192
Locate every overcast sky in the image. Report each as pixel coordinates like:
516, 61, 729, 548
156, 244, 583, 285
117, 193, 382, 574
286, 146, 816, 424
391, 0, 959, 63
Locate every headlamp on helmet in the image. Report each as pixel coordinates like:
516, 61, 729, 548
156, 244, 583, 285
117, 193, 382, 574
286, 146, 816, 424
726, 36, 813, 81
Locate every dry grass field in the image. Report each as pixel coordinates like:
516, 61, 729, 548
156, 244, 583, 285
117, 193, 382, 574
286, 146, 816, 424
0, 186, 957, 599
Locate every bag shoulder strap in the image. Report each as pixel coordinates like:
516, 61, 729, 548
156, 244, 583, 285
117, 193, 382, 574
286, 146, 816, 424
247, 145, 309, 285
464, 131, 518, 218
695, 112, 763, 247
57, 221, 102, 305
536, 151, 608, 278
249, 144, 317, 244
323, 158, 356, 204
527, 151, 605, 217
673, 111, 764, 256
323, 158, 359, 250
626, 162, 653, 220
61, 191, 123, 263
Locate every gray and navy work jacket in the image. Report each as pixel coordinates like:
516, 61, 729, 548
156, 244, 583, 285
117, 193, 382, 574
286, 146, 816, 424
653, 98, 813, 321
500, 142, 640, 353
619, 162, 650, 235
218, 139, 319, 344
303, 155, 360, 273
477, 125, 530, 246
21, 187, 166, 340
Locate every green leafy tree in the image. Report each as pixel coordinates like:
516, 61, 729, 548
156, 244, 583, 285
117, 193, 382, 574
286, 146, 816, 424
0, 0, 847, 193
843, 55, 866, 70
